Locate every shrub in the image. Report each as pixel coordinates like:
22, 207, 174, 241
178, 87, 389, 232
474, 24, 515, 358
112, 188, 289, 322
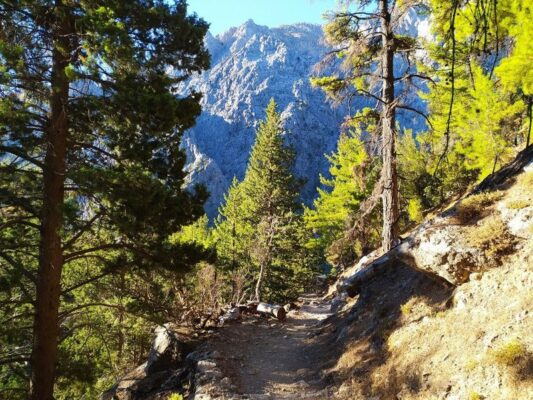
400, 302, 413, 316
490, 339, 526, 365
407, 198, 424, 223
468, 391, 483, 400
506, 199, 529, 209
465, 217, 515, 257
454, 191, 504, 223
167, 394, 184, 400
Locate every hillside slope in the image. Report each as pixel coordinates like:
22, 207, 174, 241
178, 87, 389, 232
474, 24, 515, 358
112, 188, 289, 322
193, 152, 533, 399
322, 153, 533, 399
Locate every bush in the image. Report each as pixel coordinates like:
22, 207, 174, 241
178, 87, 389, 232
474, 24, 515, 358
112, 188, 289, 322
407, 198, 424, 223
468, 391, 483, 400
465, 217, 516, 257
490, 339, 526, 365
506, 199, 529, 209
454, 191, 504, 223
167, 394, 184, 400
400, 302, 413, 316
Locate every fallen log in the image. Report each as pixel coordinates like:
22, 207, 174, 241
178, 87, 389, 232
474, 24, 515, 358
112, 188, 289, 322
256, 302, 286, 322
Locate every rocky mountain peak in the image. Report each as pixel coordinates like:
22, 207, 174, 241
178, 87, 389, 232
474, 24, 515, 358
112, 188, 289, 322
181, 15, 428, 218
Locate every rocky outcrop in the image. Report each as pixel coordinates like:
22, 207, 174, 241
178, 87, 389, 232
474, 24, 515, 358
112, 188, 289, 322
336, 148, 533, 297
101, 324, 194, 400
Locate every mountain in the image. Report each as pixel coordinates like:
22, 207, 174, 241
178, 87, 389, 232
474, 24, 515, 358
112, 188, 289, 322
180, 15, 429, 218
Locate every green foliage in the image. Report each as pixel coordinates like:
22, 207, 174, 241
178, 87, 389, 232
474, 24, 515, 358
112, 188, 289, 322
215, 100, 317, 302
468, 391, 483, 400
304, 132, 377, 265
0, 0, 209, 398
407, 198, 424, 224
494, 1, 532, 97
399, 0, 531, 216
171, 215, 216, 250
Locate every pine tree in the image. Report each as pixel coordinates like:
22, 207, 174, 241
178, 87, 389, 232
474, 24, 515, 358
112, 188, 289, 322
314, 0, 430, 252
215, 99, 308, 302
214, 177, 254, 303
0, 1, 209, 398
403, 0, 530, 210
240, 99, 301, 301
304, 132, 377, 265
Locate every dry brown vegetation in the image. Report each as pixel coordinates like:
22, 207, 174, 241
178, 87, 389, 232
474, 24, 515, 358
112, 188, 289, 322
506, 199, 529, 209
454, 191, 504, 223
489, 338, 526, 366
465, 217, 516, 257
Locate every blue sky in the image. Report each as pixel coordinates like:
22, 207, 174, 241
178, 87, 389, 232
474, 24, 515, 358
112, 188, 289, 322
187, 0, 339, 36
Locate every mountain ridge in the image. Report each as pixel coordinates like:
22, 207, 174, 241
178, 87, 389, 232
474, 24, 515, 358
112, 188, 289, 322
180, 15, 429, 217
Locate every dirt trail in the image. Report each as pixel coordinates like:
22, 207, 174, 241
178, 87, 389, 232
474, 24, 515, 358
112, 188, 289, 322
209, 294, 334, 399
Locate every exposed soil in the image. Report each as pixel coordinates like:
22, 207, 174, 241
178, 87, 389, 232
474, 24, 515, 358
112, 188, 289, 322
208, 294, 335, 399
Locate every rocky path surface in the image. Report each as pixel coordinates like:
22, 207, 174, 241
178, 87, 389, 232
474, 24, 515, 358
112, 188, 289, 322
199, 294, 334, 399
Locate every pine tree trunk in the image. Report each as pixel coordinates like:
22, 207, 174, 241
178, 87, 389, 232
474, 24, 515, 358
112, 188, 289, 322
380, 0, 400, 252
30, 2, 70, 398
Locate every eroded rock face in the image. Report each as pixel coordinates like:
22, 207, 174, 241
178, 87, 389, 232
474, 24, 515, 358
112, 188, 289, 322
146, 325, 185, 374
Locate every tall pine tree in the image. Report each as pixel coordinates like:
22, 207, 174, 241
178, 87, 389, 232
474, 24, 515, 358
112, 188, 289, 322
0, 1, 209, 398
215, 99, 312, 302
314, 0, 430, 251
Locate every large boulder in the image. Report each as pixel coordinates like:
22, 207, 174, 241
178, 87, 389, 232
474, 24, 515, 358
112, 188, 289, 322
394, 219, 488, 285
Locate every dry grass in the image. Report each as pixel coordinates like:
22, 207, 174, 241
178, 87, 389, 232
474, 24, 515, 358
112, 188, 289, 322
335, 341, 366, 370
506, 199, 529, 210
454, 191, 504, 223
489, 339, 526, 366
516, 170, 533, 188
465, 217, 516, 257
468, 391, 483, 400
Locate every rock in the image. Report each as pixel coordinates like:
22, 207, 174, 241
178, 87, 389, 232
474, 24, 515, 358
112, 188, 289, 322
101, 325, 191, 400
210, 350, 222, 359
394, 224, 485, 285
196, 360, 217, 373
146, 324, 185, 374
220, 377, 232, 387
470, 272, 483, 281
